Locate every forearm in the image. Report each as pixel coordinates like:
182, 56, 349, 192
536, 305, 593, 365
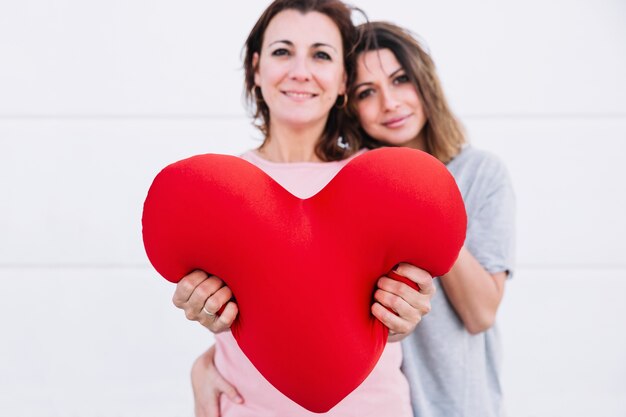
193, 345, 216, 375
440, 247, 506, 334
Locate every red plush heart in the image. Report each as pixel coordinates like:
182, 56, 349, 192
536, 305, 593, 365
142, 147, 466, 413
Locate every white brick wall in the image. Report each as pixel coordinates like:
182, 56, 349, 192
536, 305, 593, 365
1, 1, 624, 416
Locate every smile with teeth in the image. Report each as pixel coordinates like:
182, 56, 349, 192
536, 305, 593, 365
282, 90, 317, 99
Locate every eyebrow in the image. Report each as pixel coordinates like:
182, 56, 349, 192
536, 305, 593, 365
353, 66, 404, 90
388, 67, 404, 78
268, 40, 339, 53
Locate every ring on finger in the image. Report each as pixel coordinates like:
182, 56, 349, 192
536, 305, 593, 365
202, 306, 216, 317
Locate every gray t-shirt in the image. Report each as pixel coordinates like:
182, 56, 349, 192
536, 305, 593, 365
401, 145, 516, 417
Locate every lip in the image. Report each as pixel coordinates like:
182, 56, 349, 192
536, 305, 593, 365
382, 114, 412, 128
281, 90, 318, 101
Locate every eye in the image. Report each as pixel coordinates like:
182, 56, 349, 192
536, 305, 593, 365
393, 74, 410, 84
314, 50, 332, 61
271, 48, 290, 57
356, 88, 374, 100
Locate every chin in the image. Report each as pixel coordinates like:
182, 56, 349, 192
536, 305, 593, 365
277, 112, 323, 127
376, 135, 413, 147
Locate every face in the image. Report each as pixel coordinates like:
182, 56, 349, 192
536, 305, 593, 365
253, 10, 346, 131
353, 48, 426, 148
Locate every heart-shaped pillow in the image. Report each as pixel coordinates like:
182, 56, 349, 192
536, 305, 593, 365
142, 147, 466, 412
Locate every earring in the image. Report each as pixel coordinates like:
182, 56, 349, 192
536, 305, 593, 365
335, 93, 348, 109
337, 136, 350, 150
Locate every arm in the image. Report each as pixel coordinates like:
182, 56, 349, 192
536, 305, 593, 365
172, 270, 238, 333
192, 345, 243, 417
172, 272, 242, 415
441, 153, 515, 334
371, 263, 436, 342
440, 247, 506, 334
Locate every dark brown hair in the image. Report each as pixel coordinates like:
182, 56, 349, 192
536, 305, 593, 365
243, 0, 365, 161
351, 22, 466, 163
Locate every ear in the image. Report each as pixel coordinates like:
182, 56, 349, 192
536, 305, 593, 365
253, 52, 260, 86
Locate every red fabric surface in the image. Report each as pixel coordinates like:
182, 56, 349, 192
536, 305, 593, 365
142, 147, 466, 412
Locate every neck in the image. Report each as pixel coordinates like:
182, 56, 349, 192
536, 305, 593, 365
258, 120, 326, 163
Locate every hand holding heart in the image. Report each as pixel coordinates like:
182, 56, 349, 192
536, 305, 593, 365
173, 262, 434, 339
172, 270, 239, 334
142, 147, 466, 412
374, 263, 435, 340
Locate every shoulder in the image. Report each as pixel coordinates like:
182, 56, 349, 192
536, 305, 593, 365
449, 145, 506, 172
446, 146, 515, 212
448, 145, 510, 186
239, 149, 258, 163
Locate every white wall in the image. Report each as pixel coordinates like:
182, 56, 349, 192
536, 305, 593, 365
1, 1, 625, 416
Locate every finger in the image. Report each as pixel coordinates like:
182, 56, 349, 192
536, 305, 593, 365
376, 279, 434, 322
377, 276, 419, 305
395, 263, 434, 294
418, 276, 436, 296
173, 270, 209, 306
202, 285, 233, 317
216, 375, 244, 404
210, 301, 239, 333
371, 302, 414, 335
374, 288, 418, 321
186, 276, 226, 315
379, 288, 432, 323
377, 277, 434, 312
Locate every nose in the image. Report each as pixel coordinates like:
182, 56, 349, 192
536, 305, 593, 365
380, 87, 400, 111
289, 54, 311, 82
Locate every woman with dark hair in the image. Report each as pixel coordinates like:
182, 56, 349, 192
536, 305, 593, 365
351, 22, 515, 417
189, 19, 515, 417
171, 2, 435, 416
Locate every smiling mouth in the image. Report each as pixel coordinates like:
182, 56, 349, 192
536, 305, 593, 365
282, 91, 317, 99
382, 114, 411, 127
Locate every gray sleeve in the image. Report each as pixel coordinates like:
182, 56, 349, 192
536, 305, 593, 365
464, 155, 516, 279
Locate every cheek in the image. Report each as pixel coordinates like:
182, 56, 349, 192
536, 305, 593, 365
357, 102, 380, 129
266, 67, 282, 83
404, 88, 424, 114
412, 100, 426, 124
255, 67, 269, 89
257, 61, 286, 87
321, 66, 345, 91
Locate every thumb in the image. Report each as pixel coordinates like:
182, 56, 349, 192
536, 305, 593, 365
216, 375, 244, 404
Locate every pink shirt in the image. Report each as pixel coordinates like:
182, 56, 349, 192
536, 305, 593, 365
214, 149, 412, 417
